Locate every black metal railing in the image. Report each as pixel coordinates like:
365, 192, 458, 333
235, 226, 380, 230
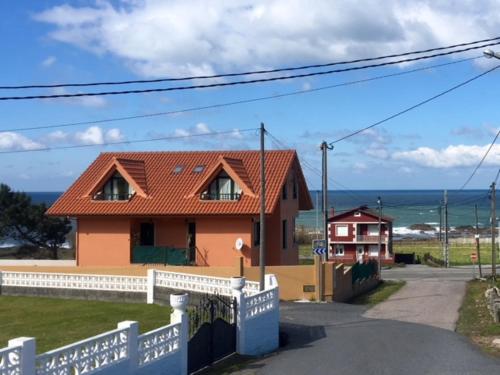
93, 193, 133, 201
200, 192, 241, 201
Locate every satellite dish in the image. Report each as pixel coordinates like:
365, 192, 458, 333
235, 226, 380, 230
235, 238, 244, 251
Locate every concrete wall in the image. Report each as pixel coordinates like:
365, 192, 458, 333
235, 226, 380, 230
332, 263, 380, 302
0, 285, 146, 303
243, 310, 279, 355
78, 217, 132, 266
243, 265, 316, 301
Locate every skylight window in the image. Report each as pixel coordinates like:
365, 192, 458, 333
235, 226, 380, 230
193, 165, 205, 173
173, 165, 184, 174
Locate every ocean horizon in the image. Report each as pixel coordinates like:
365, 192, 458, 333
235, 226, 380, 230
26, 189, 492, 232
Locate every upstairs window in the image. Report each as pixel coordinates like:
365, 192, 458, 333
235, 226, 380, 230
93, 171, 134, 201
282, 183, 288, 200
201, 170, 242, 201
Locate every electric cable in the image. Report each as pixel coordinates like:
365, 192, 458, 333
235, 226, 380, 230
2, 37, 498, 90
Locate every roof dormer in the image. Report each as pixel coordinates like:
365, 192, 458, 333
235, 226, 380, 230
85, 157, 148, 201
187, 155, 256, 201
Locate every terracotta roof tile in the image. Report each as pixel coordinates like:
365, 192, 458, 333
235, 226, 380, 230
47, 150, 313, 216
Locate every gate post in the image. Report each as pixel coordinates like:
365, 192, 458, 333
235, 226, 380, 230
231, 276, 246, 355
8, 337, 36, 375
170, 292, 189, 375
147, 269, 156, 304
117, 321, 139, 373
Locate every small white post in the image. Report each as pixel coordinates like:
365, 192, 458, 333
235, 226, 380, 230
170, 293, 189, 375
264, 274, 278, 290
147, 269, 156, 304
117, 321, 139, 373
8, 337, 36, 375
231, 276, 247, 355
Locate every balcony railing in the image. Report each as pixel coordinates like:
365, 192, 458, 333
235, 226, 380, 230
200, 192, 242, 201
356, 235, 388, 242
93, 193, 134, 201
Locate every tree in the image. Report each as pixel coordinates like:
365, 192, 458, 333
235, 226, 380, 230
0, 183, 71, 259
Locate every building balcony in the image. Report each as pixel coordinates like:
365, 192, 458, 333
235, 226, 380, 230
200, 192, 241, 201
93, 192, 134, 201
356, 235, 388, 243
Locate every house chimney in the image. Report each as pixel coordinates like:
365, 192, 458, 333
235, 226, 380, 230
329, 207, 335, 219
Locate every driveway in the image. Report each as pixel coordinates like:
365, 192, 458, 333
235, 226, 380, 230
232, 265, 500, 375
364, 266, 467, 330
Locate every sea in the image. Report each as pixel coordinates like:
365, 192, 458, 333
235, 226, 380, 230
0, 190, 492, 247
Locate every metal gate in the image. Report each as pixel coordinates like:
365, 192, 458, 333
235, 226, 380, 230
187, 294, 237, 373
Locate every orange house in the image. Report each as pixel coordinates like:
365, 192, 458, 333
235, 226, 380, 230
47, 150, 313, 267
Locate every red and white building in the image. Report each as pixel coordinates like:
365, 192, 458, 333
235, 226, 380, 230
328, 206, 394, 264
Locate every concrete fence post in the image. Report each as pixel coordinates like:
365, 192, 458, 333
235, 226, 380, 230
170, 292, 189, 375
8, 337, 36, 375
264, 274, 278, 290
231, 276, 246, 355
117, 320, 139, 373
147, 269, 156, 304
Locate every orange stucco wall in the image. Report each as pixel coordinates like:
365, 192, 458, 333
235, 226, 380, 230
77, 217, 131, 266
195, 216, 253, 267
252, 169, 300, 266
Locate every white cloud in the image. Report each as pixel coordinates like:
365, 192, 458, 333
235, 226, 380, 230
47, 87, 107, 108
0, 132, 44, 151
75, 126, 104, 145
168, 122, 250, 149
41, 56, 57, 67
393, 143, 500, 168
74, 126, 125, 145
34, 1, 500, 78
105, 128, 125, 142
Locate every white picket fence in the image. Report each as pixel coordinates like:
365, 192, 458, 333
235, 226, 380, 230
0, 275, 279, 375
0, 269, 260, 302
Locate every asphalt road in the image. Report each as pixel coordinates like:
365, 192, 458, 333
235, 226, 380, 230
233, 265, 500, 375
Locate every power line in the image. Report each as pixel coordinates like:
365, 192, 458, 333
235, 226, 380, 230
3, 57, 478, 133
0, 128, 258, 154
0, 43, 497, 102
459, 129, 500, 190
2, 36, 499, 90
331, 64, 500, 144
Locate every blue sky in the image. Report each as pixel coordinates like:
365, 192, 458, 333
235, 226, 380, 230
1, 0, 500, 192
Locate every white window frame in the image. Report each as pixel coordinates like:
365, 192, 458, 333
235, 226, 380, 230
335, 244, 345, 256
335, 224, 349, 237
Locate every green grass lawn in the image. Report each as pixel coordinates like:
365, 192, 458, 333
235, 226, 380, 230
0, 296, 171, 353
349, 280, 406, 306
456, 279, 500, 357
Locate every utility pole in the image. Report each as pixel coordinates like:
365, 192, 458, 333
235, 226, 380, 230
259, 123, 266, 291
475, 204, 483, 278
443, 190, 449, 268
320, 141, 333, 261
438, 204, 442, 242
377, 196, 382, 277
491, 182, 497, 279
